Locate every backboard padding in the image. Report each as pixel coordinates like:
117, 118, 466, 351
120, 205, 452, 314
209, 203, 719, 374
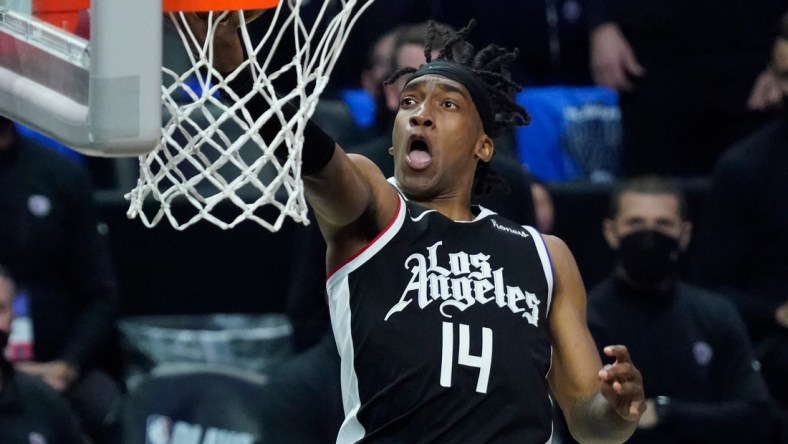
0, 2, 162, 156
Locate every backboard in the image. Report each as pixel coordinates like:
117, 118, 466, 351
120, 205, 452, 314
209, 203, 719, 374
0, 0, 162, 156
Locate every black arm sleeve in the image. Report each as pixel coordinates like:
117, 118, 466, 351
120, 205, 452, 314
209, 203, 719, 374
223, 69, 336, 175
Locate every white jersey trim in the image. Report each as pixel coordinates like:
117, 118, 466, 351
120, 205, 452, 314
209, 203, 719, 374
522, 226, 554, 317
523, 225, 557, 397
327, 193, 407, 444
330, 276, 365, 444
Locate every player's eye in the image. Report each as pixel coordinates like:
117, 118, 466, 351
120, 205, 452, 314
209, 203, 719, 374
400, 97, 417, 107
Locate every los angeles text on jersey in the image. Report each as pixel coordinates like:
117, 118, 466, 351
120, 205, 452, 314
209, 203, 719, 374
384, 241, 540, 325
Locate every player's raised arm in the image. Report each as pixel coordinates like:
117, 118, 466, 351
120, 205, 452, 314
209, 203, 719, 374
545, 235, 645, 443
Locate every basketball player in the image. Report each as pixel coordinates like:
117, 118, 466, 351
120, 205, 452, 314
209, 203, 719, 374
196, 14, 645, 442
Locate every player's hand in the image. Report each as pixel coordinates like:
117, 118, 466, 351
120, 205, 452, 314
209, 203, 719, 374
598, 345, 646, 421
590, 23, 645, 92
171, 10, 262, 75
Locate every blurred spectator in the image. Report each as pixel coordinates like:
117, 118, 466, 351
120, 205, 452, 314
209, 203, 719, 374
0, 264, 89, 444
691, 12, 788, 416
587, 0, 784, 177
556, 176, 776, 443
0, 116, 123, 443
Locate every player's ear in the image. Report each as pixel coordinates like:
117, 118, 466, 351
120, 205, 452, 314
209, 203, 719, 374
475, 134, 494, 162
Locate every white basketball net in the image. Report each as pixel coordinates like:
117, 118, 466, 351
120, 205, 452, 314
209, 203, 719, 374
126, 0, 373, 231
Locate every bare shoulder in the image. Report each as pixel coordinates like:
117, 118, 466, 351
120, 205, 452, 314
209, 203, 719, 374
541, 234, 586, 307
347, 153, 390, 193
541, 233, 569, 252
314, 151, 400, 270
347, 152, 384, 172
541, 234, 577, 271
346, 153, 399, 210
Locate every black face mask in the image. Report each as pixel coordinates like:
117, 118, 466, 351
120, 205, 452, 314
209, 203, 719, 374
615, 229, 681, 286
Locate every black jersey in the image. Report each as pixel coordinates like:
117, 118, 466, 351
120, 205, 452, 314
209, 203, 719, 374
327, 191, 555, 443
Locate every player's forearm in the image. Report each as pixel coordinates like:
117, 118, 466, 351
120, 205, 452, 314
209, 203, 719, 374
566, 392, 637, 444
303, 151, 374, 231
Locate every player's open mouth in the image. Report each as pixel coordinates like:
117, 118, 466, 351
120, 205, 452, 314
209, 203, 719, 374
407, 138, 432, 170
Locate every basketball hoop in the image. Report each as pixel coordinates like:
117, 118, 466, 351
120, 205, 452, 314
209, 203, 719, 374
161, 0, 279, 11
126, 0, 375, 231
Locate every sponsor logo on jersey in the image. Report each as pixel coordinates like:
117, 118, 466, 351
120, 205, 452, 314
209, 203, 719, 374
491, 219, 530, 238
385, 241, 540, 326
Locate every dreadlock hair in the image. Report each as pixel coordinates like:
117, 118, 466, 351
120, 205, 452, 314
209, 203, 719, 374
384, 20, 531, 197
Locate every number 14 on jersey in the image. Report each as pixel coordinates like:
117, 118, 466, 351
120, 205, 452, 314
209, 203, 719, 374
441, 322, 493, 394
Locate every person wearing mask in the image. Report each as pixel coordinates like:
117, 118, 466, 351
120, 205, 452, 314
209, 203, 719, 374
560, 176, 776, 443
0, 116, 123, 443
0, 264, 89, 444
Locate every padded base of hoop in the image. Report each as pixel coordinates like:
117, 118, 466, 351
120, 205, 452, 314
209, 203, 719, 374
162, 0, 279, 12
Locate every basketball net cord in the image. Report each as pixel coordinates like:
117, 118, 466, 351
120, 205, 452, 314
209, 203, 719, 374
126, 0, 373, 231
